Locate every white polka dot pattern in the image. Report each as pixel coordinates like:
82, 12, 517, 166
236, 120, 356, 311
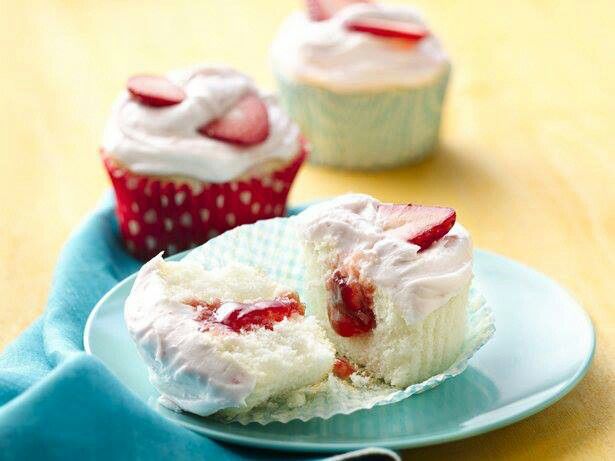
128, 220, 140, 236
143, 209, 157, 224
102, 145, 307, 259
175, 191, 186, 206
180, 213, 192, 227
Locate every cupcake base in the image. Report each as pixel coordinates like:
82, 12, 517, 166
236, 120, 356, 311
102, 146, 307, 260
275, 67, 450, 170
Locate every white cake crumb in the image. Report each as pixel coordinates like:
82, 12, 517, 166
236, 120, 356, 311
286, 391, 307, 408
350, 373, 371, 388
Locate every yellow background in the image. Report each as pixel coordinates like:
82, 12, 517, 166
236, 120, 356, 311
0, 0, 613, 459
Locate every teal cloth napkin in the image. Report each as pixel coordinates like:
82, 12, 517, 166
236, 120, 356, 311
0, 192, 399, 461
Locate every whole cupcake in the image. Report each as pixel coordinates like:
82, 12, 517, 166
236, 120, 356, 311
101, 65, 306, 259
271, 0, 450, 169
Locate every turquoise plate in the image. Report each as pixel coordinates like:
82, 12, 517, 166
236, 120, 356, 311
84, 249, 594, 453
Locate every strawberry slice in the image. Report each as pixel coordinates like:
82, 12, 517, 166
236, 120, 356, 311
198, 94, 270, 146
377, 204, 456, 250
346, 17, 429, 42
306, 0, 370, 21
332, 357, 355, 379
127, 75, 186, 107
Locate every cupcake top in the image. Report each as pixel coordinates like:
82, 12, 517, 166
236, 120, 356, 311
271, 1, 450, 92
300, 194, 472, 324
102, 65, 301, 183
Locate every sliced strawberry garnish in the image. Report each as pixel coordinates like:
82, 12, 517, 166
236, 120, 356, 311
332, 357, 355, 379
346, 17, 429, 42
127, 75, 186, 107
198, 94, 270, 146
327, 269, 375, 337
306, 0, 370, 21
186, 294, 303, 333
377, 204, 456, 250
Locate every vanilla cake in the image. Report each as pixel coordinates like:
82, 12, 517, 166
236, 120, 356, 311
125, 254, 335, 416
300, 194, 473, 387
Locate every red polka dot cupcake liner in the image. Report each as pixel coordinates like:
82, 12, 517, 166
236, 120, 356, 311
101, 146, 307, 260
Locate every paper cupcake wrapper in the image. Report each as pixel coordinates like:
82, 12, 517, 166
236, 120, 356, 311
184, 215, 495, 425
102, 146, 307, 260
275, 68, 450, 170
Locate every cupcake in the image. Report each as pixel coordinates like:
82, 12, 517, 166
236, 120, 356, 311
123, 196, 493, 424
271, 1, 450, 169
125, 255, 335, 417
300, 194, 472, 387
101, 65, 306, 259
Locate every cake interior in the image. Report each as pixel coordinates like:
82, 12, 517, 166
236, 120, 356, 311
303, 240, 468, 387
129, 259, 335, 415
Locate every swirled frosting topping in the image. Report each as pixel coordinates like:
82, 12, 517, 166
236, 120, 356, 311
271, 3, 450, 92
102, 66, 300, 183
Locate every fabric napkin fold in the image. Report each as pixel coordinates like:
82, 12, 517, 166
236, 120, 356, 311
0, 192, 399, 461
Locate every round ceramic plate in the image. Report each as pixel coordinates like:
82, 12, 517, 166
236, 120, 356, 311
84, 249, 594, 453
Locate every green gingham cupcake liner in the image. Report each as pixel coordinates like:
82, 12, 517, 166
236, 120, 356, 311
275, 67, 450, 170
183, 215, 495, 425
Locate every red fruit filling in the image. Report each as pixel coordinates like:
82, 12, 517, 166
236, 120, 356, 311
127, 75, 186, 107
345, 18, 429, 42
326, 268, 375, 337
332, 357, 355, 379
198, 93, 270, 146
186, 293, 304, 333
306, 0, 370, 21
377, 203, 456, 250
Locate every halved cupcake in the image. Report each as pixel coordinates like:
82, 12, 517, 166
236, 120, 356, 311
300, 194, 472, 387
125, 255, 335, 416
102, 65, 306, 259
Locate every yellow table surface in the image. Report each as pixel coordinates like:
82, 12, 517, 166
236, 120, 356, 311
0, 0, 613, 458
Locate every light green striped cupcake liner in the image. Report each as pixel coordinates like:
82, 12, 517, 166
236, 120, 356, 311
275, 68, 450, 170
184, 213, 494, 425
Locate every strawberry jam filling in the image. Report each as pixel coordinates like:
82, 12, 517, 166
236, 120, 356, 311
185, 293, 304, 333
326, 268, 375, 337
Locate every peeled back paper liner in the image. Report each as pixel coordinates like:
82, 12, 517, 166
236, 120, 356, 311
183, 216, 495, 425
